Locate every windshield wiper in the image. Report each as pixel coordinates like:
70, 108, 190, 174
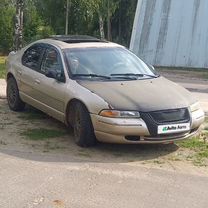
111, 73, 159, 78
73, 74, 111, 79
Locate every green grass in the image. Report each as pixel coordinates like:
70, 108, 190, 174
21, 128, 67, 141
77, 152, 92, 158
177, 137, 208, 166
17, 108, 47, 120
0, 56, 6, 79
178, 137, 206, 149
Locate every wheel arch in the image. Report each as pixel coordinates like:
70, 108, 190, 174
65, 98, 90, 126
6, 72, 15, 81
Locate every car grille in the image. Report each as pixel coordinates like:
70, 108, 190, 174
140, 108, 191, 137
148, 108, 190, 124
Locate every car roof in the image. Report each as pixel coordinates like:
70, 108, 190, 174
34, 35, 123, 50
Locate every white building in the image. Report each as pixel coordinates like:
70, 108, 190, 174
130, 0, 208, 68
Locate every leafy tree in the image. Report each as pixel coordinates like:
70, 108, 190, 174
0, 0, 15, 53
23, 0, 54, 44
112, 0, 137, 46
34, 0, 66, 34
84, 0, 119, 40
0, 0, 137, 53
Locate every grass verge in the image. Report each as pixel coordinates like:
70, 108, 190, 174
177, 135, 208, 166
21, 128, 67, 141
17, 107, 47, 120
0, 56, 6, 79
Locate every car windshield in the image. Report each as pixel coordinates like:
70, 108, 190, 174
64, 47, 157, 80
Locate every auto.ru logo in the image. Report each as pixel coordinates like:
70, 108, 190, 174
163, 127, 168, 132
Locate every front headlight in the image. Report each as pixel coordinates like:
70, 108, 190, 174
190, 102, 201, 112
99, 110, 140, 118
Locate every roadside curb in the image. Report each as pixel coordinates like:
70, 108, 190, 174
0, 79, 6, 99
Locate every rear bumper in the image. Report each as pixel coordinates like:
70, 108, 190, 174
90, 109, 205, 144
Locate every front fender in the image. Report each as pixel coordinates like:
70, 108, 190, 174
65, 80, 110, 115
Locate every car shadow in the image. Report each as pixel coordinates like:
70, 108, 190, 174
0, 142, 179, 164
0, 99, 179, 164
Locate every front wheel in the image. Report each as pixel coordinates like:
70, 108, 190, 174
7, 77, 25, 111
73, 103, 96, 147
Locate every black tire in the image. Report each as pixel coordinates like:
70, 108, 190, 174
7, 77, 25, 111
73, 102, 96, 147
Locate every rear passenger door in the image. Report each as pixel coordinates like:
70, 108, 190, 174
20, 43, 45, 100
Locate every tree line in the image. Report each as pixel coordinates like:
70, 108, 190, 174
0, 0, 137, 54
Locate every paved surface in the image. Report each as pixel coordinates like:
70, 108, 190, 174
0, 152, 208, 208
0, 76, 208, 208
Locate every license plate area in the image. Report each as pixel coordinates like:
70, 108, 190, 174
158, 123, 190, 135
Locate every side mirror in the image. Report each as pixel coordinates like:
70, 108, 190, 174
45, 70, 65, 82
45, 70, 57, 79
147, 64, 160, 76
9, 51, 16, 55
147, 63, 155, 71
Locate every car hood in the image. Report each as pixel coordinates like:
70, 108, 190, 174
77, 76, 196, 112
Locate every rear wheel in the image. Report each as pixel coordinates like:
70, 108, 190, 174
7, 77, 25, 111
72, 102, 96, 147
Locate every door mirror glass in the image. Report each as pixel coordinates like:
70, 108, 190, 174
45, 70, 65, 82
45, 69, 56, 79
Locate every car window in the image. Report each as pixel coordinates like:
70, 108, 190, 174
22, 44, 45, 70
41, 48, 65, 77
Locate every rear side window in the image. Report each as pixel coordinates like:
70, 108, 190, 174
22, 44, 45, 70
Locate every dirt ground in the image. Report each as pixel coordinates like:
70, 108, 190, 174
0, 98, 207, 176
157, 67, 208, 81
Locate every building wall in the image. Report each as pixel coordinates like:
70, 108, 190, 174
130, 0, 208, 68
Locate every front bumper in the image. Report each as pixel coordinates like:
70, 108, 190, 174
90, 108, 205, 144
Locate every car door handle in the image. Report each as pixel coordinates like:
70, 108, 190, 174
34, 79, 40, 84
17, 70, 22, 75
